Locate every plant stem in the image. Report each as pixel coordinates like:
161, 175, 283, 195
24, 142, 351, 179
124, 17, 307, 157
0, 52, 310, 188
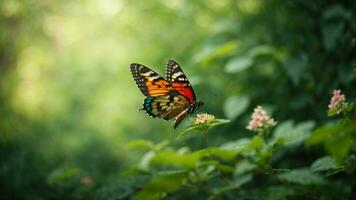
203, 130, 211, 157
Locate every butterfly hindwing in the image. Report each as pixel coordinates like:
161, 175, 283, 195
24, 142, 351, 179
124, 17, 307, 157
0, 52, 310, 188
166, 59, 196, 102
130, 63, 172, 97
141, 91, 190, 120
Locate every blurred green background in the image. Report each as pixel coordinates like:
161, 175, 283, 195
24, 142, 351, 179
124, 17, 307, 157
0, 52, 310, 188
0, 0, 355, 199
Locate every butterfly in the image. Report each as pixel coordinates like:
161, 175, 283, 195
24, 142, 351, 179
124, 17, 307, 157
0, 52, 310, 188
130, 59, 204, 129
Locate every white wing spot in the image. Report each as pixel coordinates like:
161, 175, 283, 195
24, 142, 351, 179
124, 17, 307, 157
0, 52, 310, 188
141, 71, 153, 76
172, 71, 184, 79
148, 75, 160, 81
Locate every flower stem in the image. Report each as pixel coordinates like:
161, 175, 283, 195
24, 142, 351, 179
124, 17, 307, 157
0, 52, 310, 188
203, 130, 211, 157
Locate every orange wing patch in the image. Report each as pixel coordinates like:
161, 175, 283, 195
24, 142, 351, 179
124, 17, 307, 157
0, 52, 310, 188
145, 80, 173, 96
130, 63, 174, 97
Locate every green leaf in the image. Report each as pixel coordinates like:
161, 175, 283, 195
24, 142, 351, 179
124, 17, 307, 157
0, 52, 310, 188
223, 95, 250, 120
121, 166, 150, 176
177, 125, 202, 138
306, 124, 338, 145
248, 135, 265, 150
272, 121, 293, 143
278, 168, 324, 185
151, 151, 200, 169
234, 160, 256, 175
225, 56, 253, 73
271, 120, 315, 147
208, 119, 231, 126
327, 109, 338, 117
126, 139, 154, 151
213, 41, 238, 58
126, 139, 169, 153
260, 186, 294, 200
194, 147, 237, 161
215, 164, 235, 173
154, 140, 170, 151
215, 174, 252, 194
345, 102, 354, 112
134, 171, 189, 200
209, 148, 237, 161
178, 119, 230, 138
200, 160, 235, 173
138, 151, 156, 171
47, 167, 81, 185
248, 45, 276, 58
306, 122, 356, 162
327, 133, 353, 163
328, 102, 354, 116
220, 138, 251, 152
197, 41, 238, 65
311, 156, 341, 172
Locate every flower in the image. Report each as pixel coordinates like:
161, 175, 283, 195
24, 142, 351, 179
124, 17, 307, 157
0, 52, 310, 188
194, 113, 215, 124
328, 89, 346, 114
246, 106, 276, 132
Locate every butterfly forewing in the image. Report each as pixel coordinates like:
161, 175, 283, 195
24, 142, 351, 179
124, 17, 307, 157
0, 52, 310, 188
130, 63, 172, 97
165, 59, 196, 102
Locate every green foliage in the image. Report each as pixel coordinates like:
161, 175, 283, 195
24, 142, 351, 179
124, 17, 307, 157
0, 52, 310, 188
213, 174, 252, 195
134, 171, 189, 200
151, 151, 201, 169
225, 56, 253, 73
198, 41, 238, 65
311, 156, 343, 175
278, 168, 325, 185
127, 139, 155, 151
234, 160, 256, 175
260, 186, 294, 200
327, 102, 354, 117
124, 101, 355, 199
48, 167, 81, 185
178, 119, 230, 138
1, 0, 355, 199
271, 120, 315, 147
306, 121, 356, 162
223, 95, 250, 120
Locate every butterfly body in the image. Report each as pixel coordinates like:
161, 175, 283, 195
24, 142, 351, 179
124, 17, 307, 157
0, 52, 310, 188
130, 60, 204, 129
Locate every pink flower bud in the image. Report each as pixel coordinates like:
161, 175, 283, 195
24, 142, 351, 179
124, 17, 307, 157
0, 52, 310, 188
246, 106, 276, 133
328, 89, 346, 114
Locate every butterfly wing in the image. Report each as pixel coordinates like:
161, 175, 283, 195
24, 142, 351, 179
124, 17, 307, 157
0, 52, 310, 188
141, 90, 190, 122
130, 63, 173, 97
131, 61, 201, 129
165, 59, 196, 103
